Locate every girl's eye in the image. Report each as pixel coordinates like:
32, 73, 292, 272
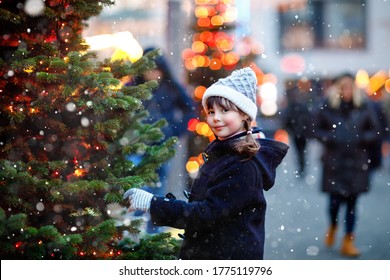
207, 110, 214, 115
222, 108, 229, 112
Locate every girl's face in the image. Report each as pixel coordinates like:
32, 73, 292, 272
206, 103, 247, 140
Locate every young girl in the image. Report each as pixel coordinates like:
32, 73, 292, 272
123, 67, 289, 259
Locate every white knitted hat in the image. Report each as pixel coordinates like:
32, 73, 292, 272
202, 67, 258, 120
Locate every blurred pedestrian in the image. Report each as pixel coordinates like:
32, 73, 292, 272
312, 73, 381, 257
281, 83, 312, 177
128, 47, 196, 233
123, 68, 289, 259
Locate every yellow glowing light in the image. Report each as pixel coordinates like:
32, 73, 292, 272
368, 70, 387, 95
30, 108, 38, 114
192, 41, 207, 53
385, 79, 390, 93
355, 69, 369, 89
111, 49, 133, 63
211, 15, 224, 26
85, 31, 143, 63
186, 160, 200, 174
196, 122, 212, 136
205, 128, 214, 137
195, 6, 209, 18
209, 0, 219, 4
23, 66, 34, 73
194, 55, 206, 67
74, 168, 85, 177
217, 39, 233, 51
222, 52, 239, 66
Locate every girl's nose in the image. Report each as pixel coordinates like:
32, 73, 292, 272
213, 112, 221, 121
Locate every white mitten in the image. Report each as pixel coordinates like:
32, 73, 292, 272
123, 188, 153, 212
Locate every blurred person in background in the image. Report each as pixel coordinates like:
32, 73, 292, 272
312, 73, 381, 257
281, 82, 312, 177
128, 47, 196, 233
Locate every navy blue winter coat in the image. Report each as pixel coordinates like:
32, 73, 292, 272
313, 100, 381, 197
150, 128, 289, 259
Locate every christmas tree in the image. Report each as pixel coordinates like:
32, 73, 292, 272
0, 0, 179, 259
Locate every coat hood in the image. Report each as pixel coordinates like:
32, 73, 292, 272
255, 137, 289, 190
204, 127, 289, 191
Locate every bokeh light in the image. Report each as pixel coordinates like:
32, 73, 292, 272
355, 69, 369, 89
274, 129, 289, 145
194, 85, 207, 100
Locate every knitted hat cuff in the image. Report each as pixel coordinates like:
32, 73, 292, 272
202, 84, 257, 120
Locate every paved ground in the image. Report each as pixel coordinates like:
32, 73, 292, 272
263, 140, 390, 260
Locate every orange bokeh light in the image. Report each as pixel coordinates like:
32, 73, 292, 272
184, 58, 196, 71
222, 52, 239, 66
211, 15, 224, 26
274, 129, 289, 145
191, 41, 207, 53
198, 17, 210, 27
209, 58, 222, 70
200, 31, 213, 43
194, 85, 207, 100
385, 79, 390, 93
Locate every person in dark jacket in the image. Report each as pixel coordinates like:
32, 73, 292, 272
139, 47, 196, 140
281, 85, 311, 177
312, 73, 381, 257
123, 68, 289, 259
127, 48, 196, 233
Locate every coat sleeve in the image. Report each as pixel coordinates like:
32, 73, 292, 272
149, 161, 262, 230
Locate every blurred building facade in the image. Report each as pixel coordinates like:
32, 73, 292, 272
251, 0, 390, 102
84, 0, 390, 107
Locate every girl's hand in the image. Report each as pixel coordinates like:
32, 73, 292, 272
123, 188, 154, 212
